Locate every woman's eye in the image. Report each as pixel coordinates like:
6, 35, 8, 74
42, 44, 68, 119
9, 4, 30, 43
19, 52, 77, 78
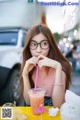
31, 42, 36, 46
44, 42, 47, 45
43, 41, 48, 45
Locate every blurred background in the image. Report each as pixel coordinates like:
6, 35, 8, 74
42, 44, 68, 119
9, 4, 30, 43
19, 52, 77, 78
0, 0, 80, 106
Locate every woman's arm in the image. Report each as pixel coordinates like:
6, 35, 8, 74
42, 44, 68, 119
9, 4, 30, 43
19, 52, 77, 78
22, 56, 38, 105
52, 64, 66, 107
23, 75, 31, 105
36, 55, 66, 107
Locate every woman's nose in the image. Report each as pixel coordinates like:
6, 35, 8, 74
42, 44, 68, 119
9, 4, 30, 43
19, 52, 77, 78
36, 44, 42, 52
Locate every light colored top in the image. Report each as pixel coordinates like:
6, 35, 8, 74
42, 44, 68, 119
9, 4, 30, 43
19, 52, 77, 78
32, 67, 56, 97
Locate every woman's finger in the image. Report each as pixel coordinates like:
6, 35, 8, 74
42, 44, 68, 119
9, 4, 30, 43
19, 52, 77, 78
37, 55, 45, 61
32, 56, 38, 63
38, 60, 46, 68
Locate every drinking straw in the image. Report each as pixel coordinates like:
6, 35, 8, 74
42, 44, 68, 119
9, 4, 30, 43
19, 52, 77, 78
34, 65, 39, 92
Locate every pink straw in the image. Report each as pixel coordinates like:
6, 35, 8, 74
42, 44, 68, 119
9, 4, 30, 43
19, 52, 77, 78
34, 65, 39, 92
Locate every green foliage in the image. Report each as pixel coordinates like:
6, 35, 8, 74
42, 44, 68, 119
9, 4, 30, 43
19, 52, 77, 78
53, 32, 62, 42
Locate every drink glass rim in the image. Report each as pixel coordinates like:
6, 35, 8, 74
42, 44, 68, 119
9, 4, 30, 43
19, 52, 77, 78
28, 88, 46, 95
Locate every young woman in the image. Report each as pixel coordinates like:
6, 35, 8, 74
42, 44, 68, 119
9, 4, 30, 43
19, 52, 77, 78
20, 24, 72, 107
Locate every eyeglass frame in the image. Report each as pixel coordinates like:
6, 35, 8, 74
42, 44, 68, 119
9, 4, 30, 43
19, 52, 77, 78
29, 40, 50, 50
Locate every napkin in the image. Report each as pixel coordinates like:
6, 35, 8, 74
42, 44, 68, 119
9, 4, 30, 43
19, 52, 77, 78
48, 107, 59, 116
60, 90, 80, 120
65, 90, 80, 106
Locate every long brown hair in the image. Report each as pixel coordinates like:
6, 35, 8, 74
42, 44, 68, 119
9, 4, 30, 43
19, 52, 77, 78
20, 24, 72, 95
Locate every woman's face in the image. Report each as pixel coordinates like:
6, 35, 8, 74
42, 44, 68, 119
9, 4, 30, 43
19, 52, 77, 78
29, 33, 50, 57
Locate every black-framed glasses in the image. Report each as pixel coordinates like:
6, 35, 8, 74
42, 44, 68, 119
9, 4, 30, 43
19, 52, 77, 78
29, 40, 49, 50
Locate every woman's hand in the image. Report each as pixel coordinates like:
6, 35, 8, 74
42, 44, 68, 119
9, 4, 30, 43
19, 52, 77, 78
22, 56, 38, 77
38, 55, 61, 69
